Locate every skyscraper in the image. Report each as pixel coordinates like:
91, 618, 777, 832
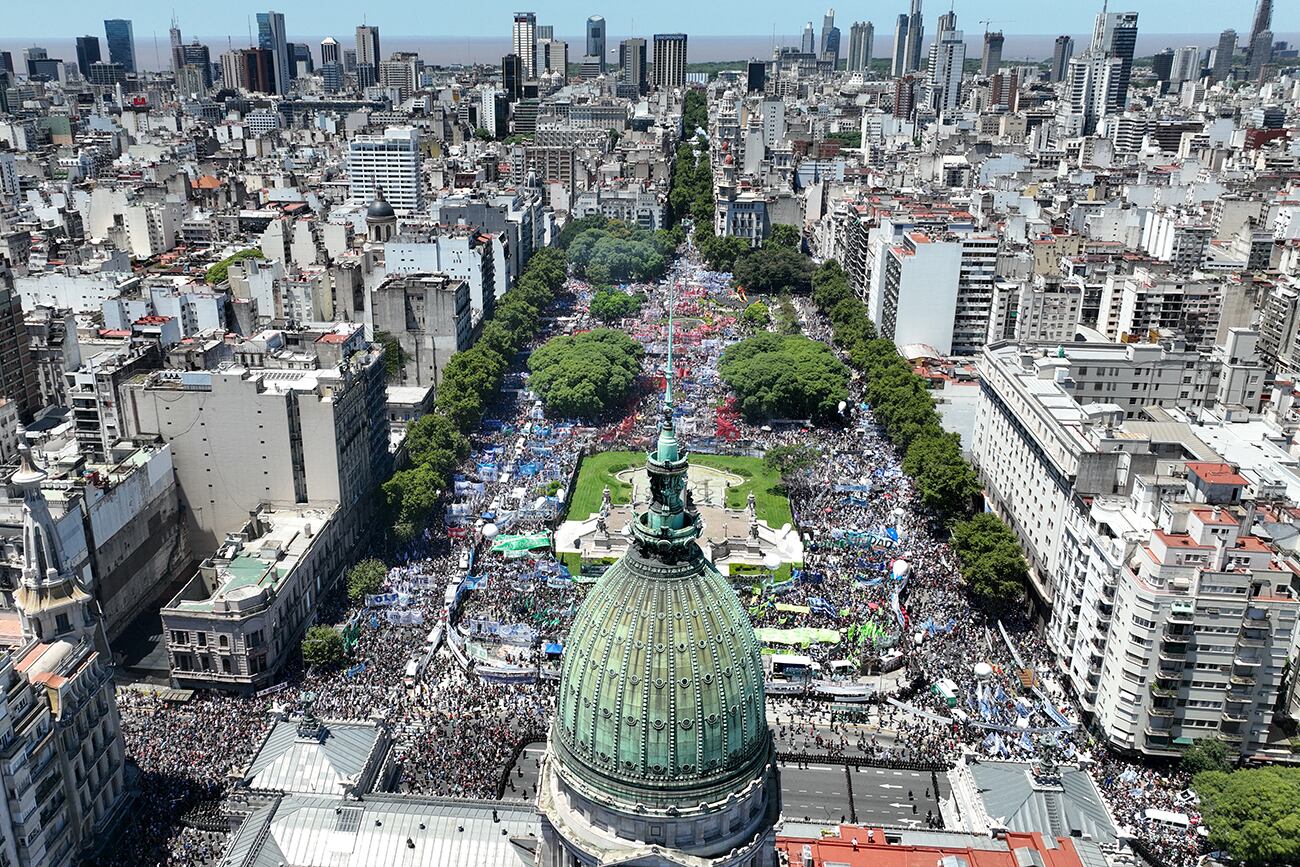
1170, 45, 1201, 86
1151, 48, 1175, 83
1247, 0, 1272, 70
891, 14, 910, 77
820, 9, 841, 66
103, 19, 136, 74
1090, 10, 1138, 108
512, 12, 537, 78
746, 59, 767, 93
256, 11, 290, 94
620, 38, 647, 95
586, 15, 606, 72
355, 25, 380, 87
904, 0, 925, 73
1050, 35, 1074, 83
169, 19, 184, 75
847, 21, 874, 74
1211, 29, 1236, 82
652, 33, 687, 91
1247, 30, 1273, 80
502, 53, 523, 101
981, 30, 1004, 76
926, 14, 965, 118
801, 23, 815, 56
75, 36, 101, 79
320, 37, 340, 67
183, 43, 213, 87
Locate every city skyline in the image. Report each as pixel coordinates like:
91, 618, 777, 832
7, 1, 1299, 41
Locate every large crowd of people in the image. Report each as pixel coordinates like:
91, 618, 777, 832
100, 242, 1202, 867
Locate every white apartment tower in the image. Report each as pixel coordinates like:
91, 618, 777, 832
348, 126, 423, 214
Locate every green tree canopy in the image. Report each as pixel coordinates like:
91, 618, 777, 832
732, 243, 813, 294
346, 558, 387, 601
696, 223, 750, 273
740, 301, 770, 329
1194, 767, 1300, 866
204, 248, 264, 284
301, 625, 345, 669
528, 328, 644, 419
719, 333, 849, 421
1181, 738, 1234, 775
768, 224, 802, 249
567, 223, 669, 284
589, 288, 646, 323
764, 444, 821, 477
951, 513, 1030, 608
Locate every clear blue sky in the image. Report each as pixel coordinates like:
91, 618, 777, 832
11, 1, 1298, 38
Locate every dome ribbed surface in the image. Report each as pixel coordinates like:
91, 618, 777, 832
554, 542, 768, 807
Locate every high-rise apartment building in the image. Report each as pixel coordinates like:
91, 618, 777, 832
981, 30, 1004, 76
904, 0, 925, 73
652, 33, 687, 92
926, 17, 965, 118
512, 12, 537, 79
586, 15, 606, 71
256, 10, 290, 94
1170, 45, 1201, 87
0, 263, 41, 421
103, 19, 135, 73
1051, 35, 1074, 82
620, 38, 647, 96
348, 126, 423, 214
847, 21, 873, 73
1090, 10, 1138, 108
891, 15, 909, 77
75, 35, 101, 78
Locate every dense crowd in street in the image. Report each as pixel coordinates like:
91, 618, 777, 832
99, 243, 1201, 867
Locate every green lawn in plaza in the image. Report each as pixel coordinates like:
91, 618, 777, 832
566, 450, 794, 528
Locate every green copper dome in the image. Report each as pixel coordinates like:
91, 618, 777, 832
553, 365, 770, 809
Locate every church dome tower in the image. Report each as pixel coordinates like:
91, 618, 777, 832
538, 317, 780, 866
11, 446, 103, 651
365, 187, 397, 243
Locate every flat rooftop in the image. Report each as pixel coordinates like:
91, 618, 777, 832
165, 506, 334, 615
